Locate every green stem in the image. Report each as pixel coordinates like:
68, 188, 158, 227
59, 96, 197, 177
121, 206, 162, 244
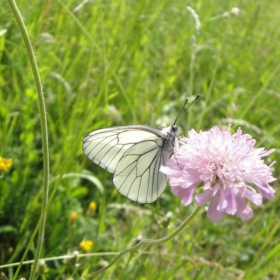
4, 1, 147, 277
6, 1, 49, 279
86, 206, 202, 278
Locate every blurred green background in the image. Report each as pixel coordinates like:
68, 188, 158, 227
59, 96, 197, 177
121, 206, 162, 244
0, 0, 279, 279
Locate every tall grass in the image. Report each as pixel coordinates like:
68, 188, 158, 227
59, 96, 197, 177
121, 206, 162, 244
0, 0, 279, 279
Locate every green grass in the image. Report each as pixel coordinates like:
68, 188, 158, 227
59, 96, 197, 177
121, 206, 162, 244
1, 0, 280, 279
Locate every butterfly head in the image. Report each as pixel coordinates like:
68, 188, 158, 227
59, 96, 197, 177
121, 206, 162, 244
171, 124, 180, 134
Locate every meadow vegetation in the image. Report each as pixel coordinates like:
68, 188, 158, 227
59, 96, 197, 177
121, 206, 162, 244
0, 0, 280, 279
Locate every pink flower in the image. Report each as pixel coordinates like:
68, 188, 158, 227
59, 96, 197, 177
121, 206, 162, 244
160, 126, 276, 222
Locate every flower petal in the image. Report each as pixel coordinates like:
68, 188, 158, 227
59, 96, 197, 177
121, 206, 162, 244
207, 192, 225, 222
257, 183, 276, 200
223, 192, 238, 215
243, 189, 262, 206
235, 197, 254, 221
195, 188, 213, 205
171, 185, 195, 206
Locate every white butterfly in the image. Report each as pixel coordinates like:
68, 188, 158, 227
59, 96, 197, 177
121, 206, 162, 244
83, 125, 179, 203
82, 96, 199, 204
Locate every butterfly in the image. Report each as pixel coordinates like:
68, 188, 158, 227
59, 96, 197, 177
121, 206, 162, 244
82, 96, 199, 204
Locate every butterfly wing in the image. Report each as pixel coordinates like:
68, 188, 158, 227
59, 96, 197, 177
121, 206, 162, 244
113, 136, 172, 203
83, 127, 141, 173
83, 126, 173, 203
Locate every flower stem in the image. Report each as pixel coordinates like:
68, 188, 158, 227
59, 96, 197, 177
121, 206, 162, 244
6, 0, 49, 279
86, 206, 202, 278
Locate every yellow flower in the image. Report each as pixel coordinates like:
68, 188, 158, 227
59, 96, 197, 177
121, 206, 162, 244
88, 201, 97, 211
0, 157, 12, 171
70, 212, 78, 222
8, 247, 13, 254
79, 240, 93, 252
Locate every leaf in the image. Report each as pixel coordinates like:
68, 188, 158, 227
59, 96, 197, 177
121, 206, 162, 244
50, 171, 104, 193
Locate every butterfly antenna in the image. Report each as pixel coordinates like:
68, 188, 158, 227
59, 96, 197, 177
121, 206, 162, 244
173, 95, 200, 125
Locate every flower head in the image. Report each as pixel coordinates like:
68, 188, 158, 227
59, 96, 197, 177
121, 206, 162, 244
231, 7, 240, 16
70, 212, 78, 222
88, 201, 97, 211
79, 240, 93, 252
0, 157, 12, 171
160, 126, 276, 222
